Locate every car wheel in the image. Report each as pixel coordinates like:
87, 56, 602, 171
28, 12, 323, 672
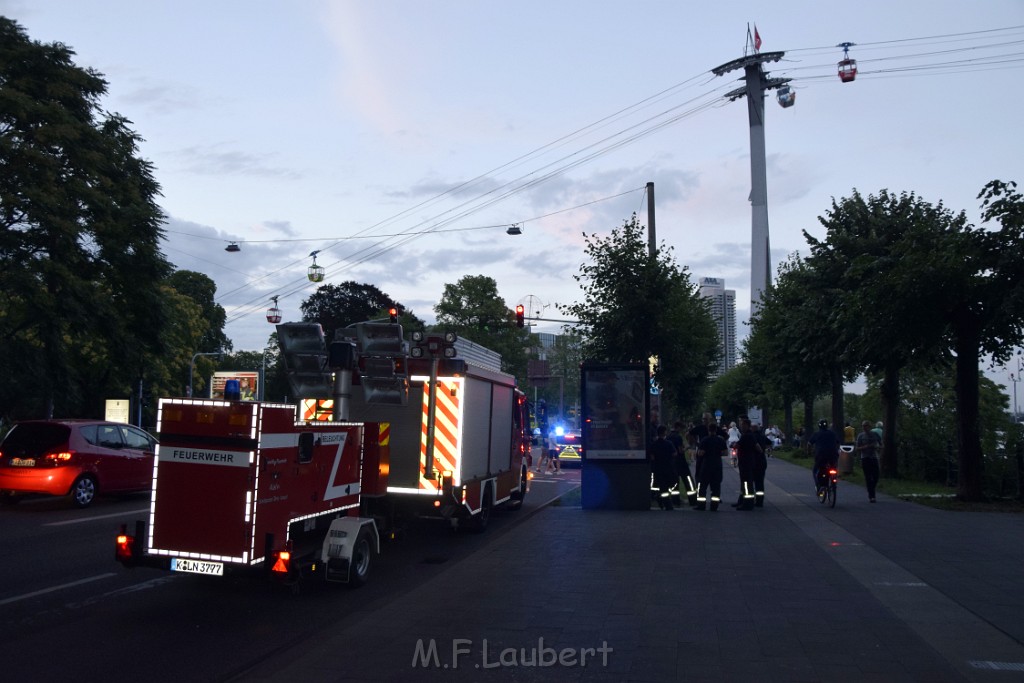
0, 490, 21, 506
348, 527, 373, 588
70, 475, 97, 508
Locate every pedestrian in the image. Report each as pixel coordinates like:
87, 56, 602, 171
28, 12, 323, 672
732, 419, 761, 510
808, 420, 840, 491
668, 421, 696, 507
549, 428, 561, 475
751, 423, 771, 507
650, 425, 677, 510
843, 422, 856, 448
856, 420, 882, 502
694, 420, 726, 511
536, 427, 556, 474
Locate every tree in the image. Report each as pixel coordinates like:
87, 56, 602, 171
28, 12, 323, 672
559, 214, 718, 419
434, 274, 533, 383
533, 329, 584, 425
805, 190, 960, 477
0, 18, 170, 421
167, 270, 230, 353
300, 281, 422, 342
744, 256, 830, 439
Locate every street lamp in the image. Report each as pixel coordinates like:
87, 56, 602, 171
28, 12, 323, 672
188, 351, 222, 398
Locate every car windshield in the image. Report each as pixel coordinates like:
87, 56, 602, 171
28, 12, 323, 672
0, 423, 71, 458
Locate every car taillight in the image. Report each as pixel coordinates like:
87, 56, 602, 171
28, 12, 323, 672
43, 450, 75, 466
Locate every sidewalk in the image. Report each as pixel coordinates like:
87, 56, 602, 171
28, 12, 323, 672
239, 458, 1024, 682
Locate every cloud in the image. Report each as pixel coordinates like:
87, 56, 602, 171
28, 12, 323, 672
172, 145, 303, 179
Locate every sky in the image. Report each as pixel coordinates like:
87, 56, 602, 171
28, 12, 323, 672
4, 1, 1023, 406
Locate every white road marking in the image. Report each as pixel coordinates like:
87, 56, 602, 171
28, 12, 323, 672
0, 573, 118, 606
44, 508, 149, 526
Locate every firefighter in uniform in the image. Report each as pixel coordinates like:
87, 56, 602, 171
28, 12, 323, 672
751, 423, 771, 507
694, 420, 726, 511
732, 419, 762, 510
668, 421, 696, 508
650, 425, 677, 510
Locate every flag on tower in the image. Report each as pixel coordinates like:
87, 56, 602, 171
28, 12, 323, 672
754, 25, 762, 51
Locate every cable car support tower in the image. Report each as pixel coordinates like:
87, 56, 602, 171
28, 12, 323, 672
711, 35, 790, 313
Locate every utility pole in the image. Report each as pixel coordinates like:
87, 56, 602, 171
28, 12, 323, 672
646, 181, 656, 258
712, 30, 790, 312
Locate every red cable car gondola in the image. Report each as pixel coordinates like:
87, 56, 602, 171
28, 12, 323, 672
266, 296, 282, 324
837, 42, 857, 83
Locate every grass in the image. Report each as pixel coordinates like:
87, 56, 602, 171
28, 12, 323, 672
771, 447, 1024, 513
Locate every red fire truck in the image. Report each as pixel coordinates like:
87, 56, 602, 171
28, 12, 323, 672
115, 323, 529, 586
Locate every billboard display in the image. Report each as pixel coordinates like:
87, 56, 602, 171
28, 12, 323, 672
209, 371, 259, 400
580, 363, 648, 460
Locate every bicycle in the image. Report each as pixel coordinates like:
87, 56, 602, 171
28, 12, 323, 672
816, 465, 838, 508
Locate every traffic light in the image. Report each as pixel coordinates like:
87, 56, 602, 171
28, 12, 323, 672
389, 307, 398, 323
515, 305, 525, 328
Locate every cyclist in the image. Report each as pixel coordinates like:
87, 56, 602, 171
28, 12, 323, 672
807, 420, 840, 493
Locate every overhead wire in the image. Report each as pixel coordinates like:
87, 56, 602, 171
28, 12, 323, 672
216, 24, 1024, 327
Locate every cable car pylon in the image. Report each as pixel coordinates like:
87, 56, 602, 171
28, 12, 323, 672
711, 26, 792, 312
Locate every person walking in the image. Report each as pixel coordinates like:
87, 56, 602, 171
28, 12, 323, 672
732, 419, 761, 510
536, 427, 557, 474
650, 425, 677, 510
694, 420, 726, 511
856, 420, 882, 502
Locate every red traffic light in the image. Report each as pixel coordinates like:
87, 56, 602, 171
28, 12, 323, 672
515, 305, 525, 328
389, 307, 398, 323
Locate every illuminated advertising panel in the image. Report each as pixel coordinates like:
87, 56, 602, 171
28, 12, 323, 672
580, 363, 648, 460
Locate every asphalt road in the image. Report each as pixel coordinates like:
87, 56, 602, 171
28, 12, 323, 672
0, 464, 580, 682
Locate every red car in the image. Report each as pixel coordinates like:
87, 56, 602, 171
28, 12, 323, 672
0, 420, 157, 508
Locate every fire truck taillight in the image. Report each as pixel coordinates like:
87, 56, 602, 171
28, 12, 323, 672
271, 550, 291, 574
115, 534, 134, 561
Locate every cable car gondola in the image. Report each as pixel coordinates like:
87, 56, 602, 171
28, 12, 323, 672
837, 42, 857, 83
777, 84, 795, 108
266, 296, 282, 324
307, 250, 325, 283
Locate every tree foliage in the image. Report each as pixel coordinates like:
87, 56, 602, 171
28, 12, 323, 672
0, 18, 170, 421
559, 214, 718, 418
300, 281, 423, 342
434, 274, 533, 383
744, 255, 831, 436
749, 183, 1024, 500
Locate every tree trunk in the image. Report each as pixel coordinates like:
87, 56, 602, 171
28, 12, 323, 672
954, 319, 984, 501
880, 363, 900, 478
829, 364, 844, 435
783, 395, 793, 442
802, 396, 815, 455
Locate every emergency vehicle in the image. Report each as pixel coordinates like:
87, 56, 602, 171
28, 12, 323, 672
115, 322, 529, 587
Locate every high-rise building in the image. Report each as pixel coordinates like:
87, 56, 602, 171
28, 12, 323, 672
698, 277, 736, 377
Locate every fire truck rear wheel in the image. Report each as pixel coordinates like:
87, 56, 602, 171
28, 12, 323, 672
508, 466, 528, 510
466, 485, 493, 533
349, 527, 373, 587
